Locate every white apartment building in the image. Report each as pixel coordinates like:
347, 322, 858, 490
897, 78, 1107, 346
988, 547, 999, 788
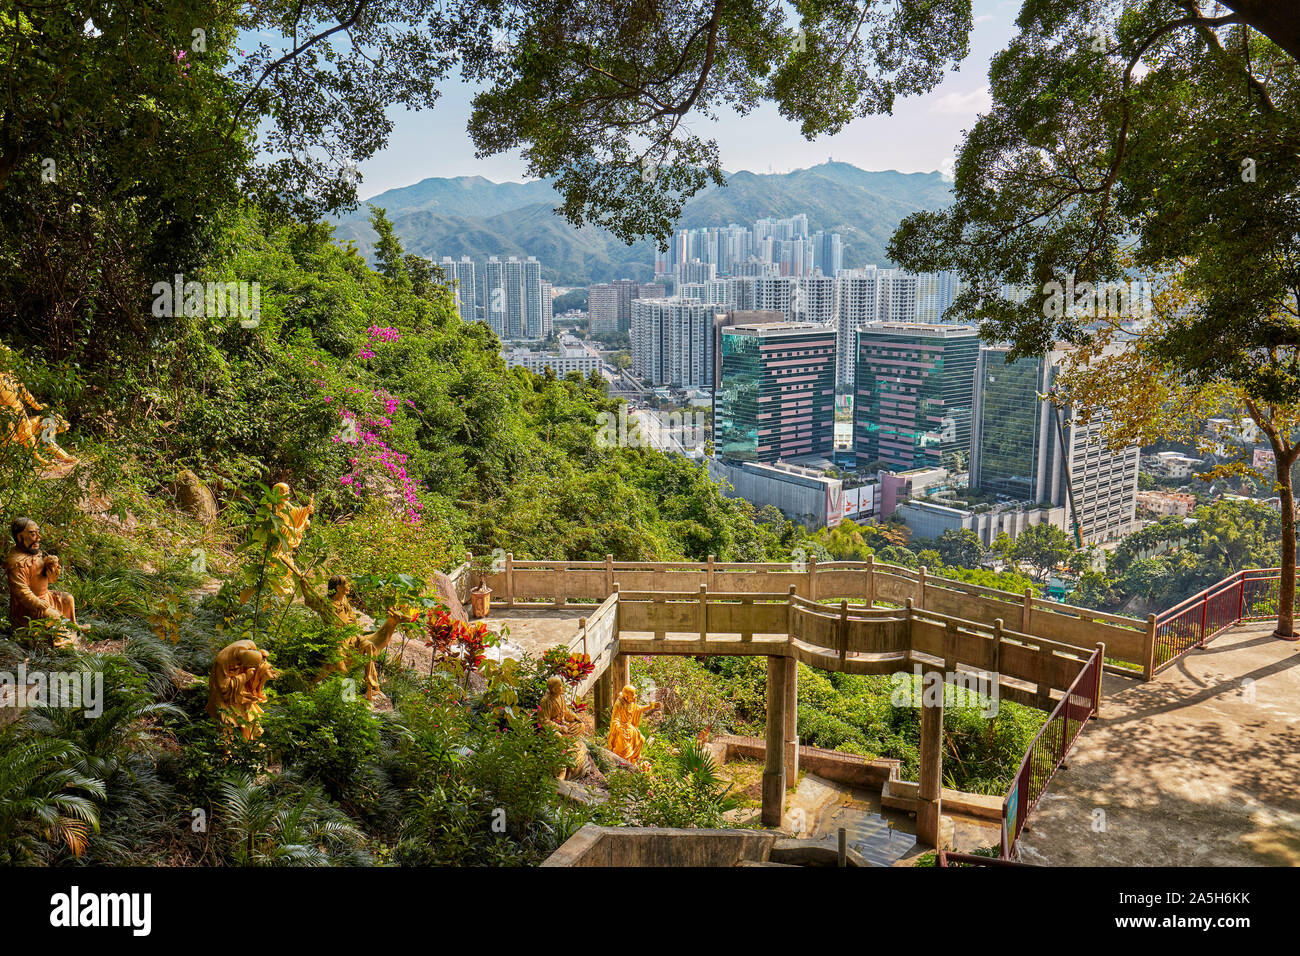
439, 256, 478, 324
503, 335, 603, 376
630, 298, 719, 388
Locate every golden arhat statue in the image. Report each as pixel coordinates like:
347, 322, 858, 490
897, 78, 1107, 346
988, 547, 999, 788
350, 605, 419, 701
296, 567, 414, 700
538, 675, 593, 780
268, 482, 313, 597
606, 684, 661, 764
206, 639, 278, 740
297, 571, 358, 630
0, 344, 77, 470
5, 517, 78, 645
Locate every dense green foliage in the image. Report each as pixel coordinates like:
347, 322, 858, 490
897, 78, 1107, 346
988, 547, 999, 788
631, 655, 1044, 796
1071, 498, 1283, 612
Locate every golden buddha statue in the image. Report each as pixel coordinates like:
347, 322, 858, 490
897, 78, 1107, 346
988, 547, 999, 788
5, 518, 78, 645
538, 675, 593, 780
206, 639, 278, 740
0, 345, 77, 470
606, 684, 661, 764
268, 482, 313, 596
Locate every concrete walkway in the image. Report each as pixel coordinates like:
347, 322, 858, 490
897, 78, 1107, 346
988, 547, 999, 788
483, 605, 590, 659
1018, 622, 1300, 866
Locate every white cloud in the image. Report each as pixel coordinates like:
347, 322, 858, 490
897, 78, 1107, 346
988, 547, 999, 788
929, 86, 993, 116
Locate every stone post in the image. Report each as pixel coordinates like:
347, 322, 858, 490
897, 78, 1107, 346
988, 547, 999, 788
917, 666, 945, 848
761, 655, 788, 828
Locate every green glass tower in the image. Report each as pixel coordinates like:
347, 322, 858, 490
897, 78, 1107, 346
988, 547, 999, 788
853, 323, 979, 472
714, 323, 837, 463
970, 349, 1051, 501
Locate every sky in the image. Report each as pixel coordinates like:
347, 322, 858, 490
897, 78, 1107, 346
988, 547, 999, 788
356, 0, 1021, 200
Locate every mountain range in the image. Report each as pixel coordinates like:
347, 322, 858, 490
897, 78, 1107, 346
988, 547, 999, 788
329, 162, 954, 286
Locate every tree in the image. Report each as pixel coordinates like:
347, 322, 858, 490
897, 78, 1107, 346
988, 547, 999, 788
370, 207, 412, 289
991, 531, 1014, 563
890, 4, 1300, 637
1011, 524, 1072, 582
936, 528, 985, 569
1049, 264, 1300, 637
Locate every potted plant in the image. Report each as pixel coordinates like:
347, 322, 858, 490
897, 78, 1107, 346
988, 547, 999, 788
469, 554, 495, 619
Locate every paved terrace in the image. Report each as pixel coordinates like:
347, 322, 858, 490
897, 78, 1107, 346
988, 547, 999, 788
1018, 623, 1300, 866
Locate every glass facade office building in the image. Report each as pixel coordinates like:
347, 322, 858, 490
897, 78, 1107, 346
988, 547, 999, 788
971, 350, 1050, 500
970, 345, 1140, 543
714, 323, 837, 464
853, 323, 979, 472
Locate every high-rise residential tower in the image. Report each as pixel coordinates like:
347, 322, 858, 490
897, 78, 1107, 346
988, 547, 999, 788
588, 279, 664, 333
834, 268, 880, 389
629, 298, 718, 388
482, 256, 546, 340
439, 256, 478, 324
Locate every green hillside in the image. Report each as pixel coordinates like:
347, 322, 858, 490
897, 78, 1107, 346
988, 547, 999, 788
334, 162, 954, 284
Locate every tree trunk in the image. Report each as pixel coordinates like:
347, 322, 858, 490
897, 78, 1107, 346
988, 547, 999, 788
1275, 454, 1297, 638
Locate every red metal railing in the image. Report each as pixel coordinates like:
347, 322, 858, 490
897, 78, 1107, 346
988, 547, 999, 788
974, 568, 1291, 863
1000, 644, 1104, 860
1151, 568, 1290, 673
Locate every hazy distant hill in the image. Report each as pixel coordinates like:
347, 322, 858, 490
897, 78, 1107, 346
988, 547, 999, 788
331, 162, 952, 286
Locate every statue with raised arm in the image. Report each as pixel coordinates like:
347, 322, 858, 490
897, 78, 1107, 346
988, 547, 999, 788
349, 605, 420, 701
606, 684, 661, 764
0, 345, 77, 469
268, 482, 313, 597
4, 518, 78, 645
538, 675, 594, 780
295, 568, 413, 700
297, 571, 358, 630
207, 639, 278, 740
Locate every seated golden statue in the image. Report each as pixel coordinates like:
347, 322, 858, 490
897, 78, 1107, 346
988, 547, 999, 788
606, 684, 661, 764
538, 675, 593, 780
268, 482, 313, 597
5, 518, 78, 645
206, 639, 277, 740
0, 345, 77, 470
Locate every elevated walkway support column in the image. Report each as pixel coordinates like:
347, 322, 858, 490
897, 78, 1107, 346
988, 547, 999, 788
594, 669, 613, 722
917, 667, 947, 848
761, 655, 789, 828
783, 658, 798, 780
610, 653, 630, 697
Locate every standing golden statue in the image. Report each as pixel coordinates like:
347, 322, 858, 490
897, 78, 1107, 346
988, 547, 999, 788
297, 571, 358, 630
0, 345, 77, 470
268, 482, 313, 597
295, 568, 414, 700
538, 676, 594, 780
349, 606, 419, 701
5, 518, 78, 645
207, 639, 278, 740
606, 684, 661, 764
